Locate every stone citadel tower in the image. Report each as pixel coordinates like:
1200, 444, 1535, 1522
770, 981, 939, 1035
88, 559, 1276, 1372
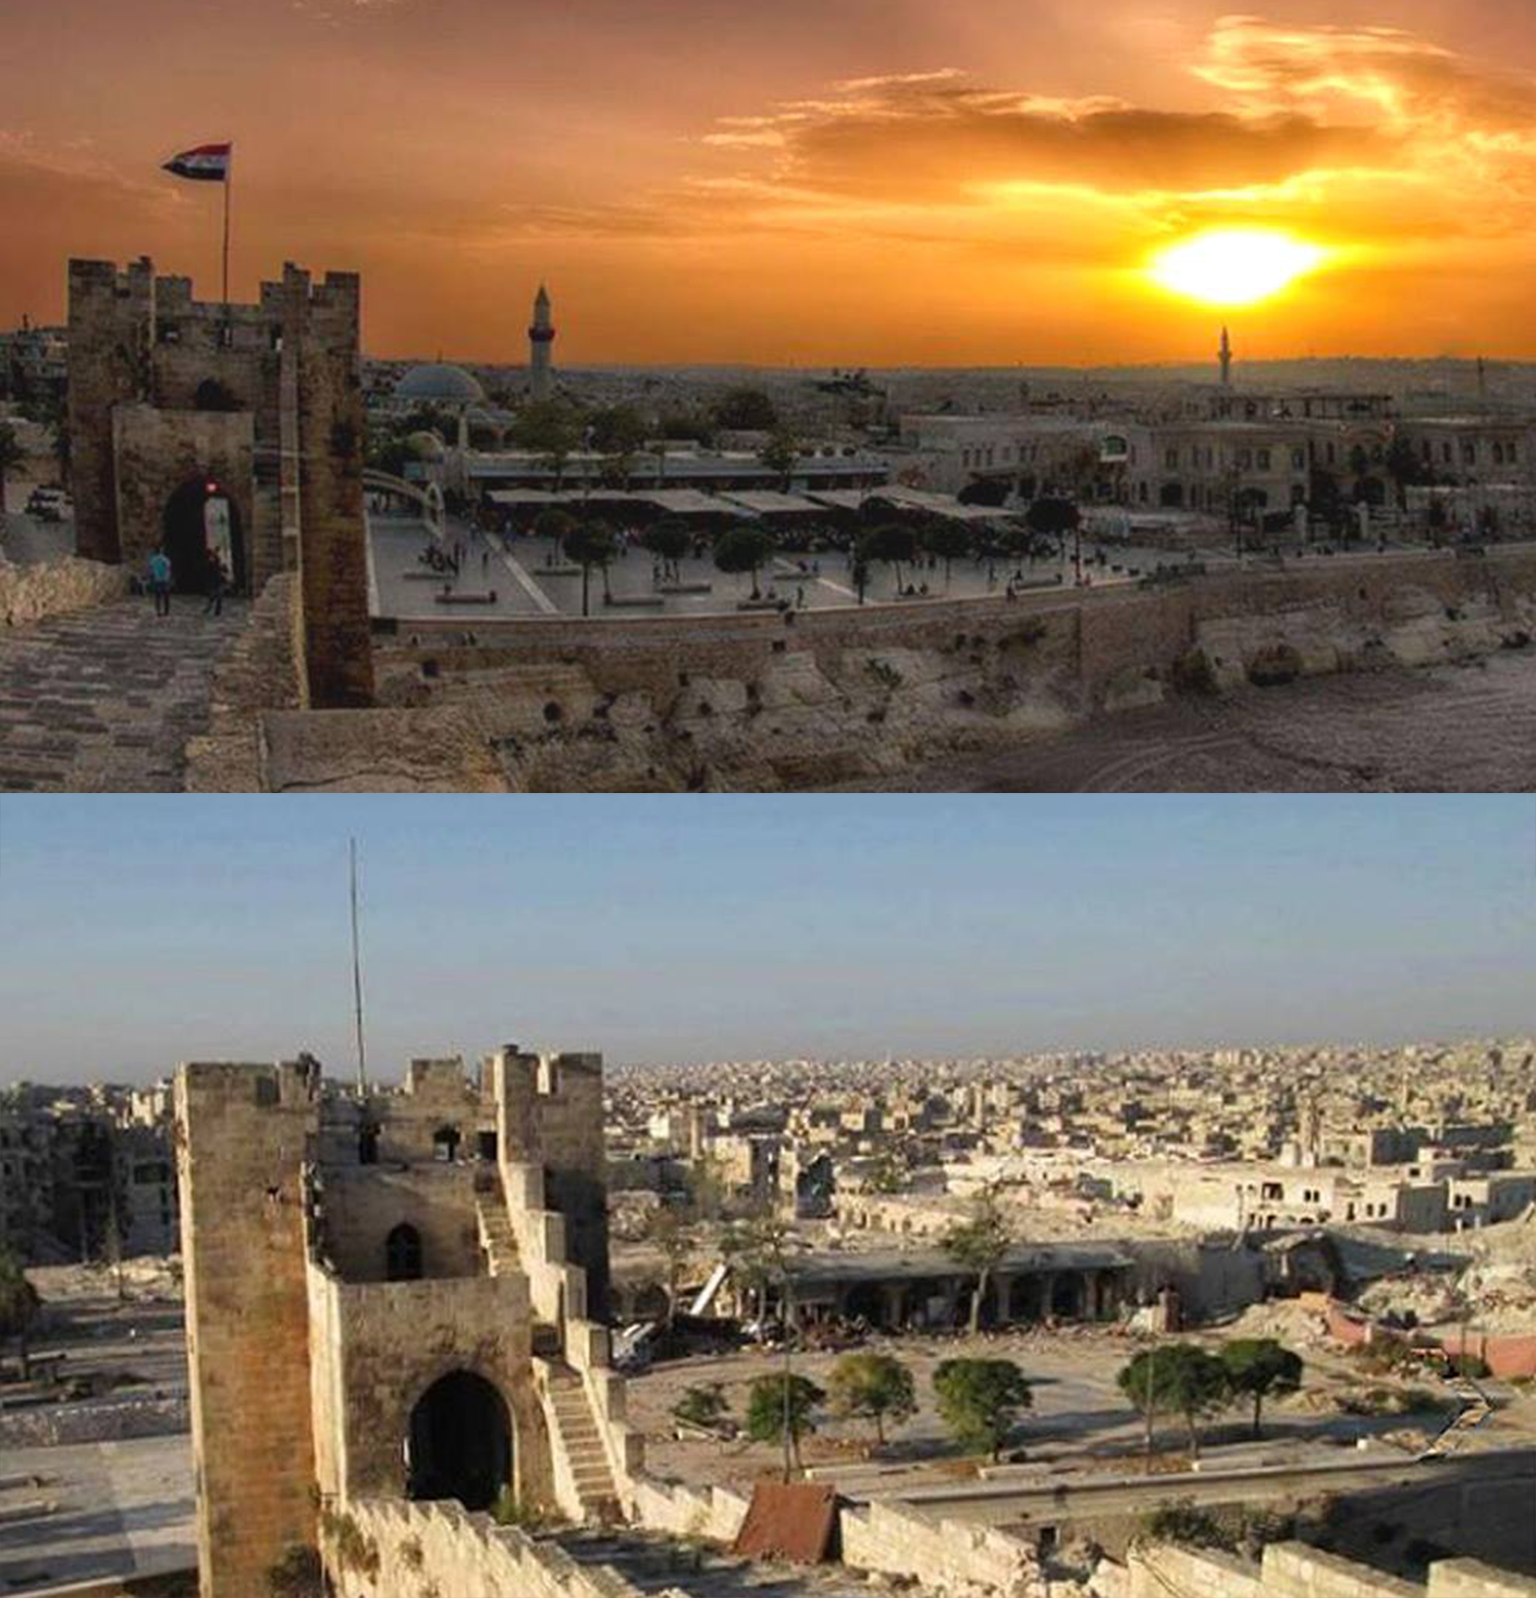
66, 256, 374, 708
175, 1047, 637, 1598
528, 283, 555, 401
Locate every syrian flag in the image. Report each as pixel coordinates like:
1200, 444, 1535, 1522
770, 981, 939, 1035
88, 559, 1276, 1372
162, 142, 231, 182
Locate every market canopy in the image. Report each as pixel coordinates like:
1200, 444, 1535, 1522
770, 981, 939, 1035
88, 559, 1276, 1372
718, 490, 825, 515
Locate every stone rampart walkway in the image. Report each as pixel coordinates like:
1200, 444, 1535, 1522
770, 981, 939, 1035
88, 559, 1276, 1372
0, 597, 244, 791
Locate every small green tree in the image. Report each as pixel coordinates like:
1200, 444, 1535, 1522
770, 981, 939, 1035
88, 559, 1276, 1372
640, 519, 692, 583
0, 424, 25, 520
0, 1246, 41, 1380
758, 427, 800, 492
1025, 496, 1079, 548
829, 1351, 917, 1446
533, 506, 578, 562
1119, 1345, 1180, 1463
1220, 1340, 1303, 1439
921, 521, 972, 588
940, 1183, 1012, 1335
713, 526, 776, 599
746, 1372, 824, 1472
562, 523, 617, 616
859, 522, 919, 593
512, 400, 584, 491
1120, 1344, 1227, 1462
932, 1358, 1032, 1461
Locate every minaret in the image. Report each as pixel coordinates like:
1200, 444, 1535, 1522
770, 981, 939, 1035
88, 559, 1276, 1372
528, 283, 555, 402
1218, 325, 1232, 388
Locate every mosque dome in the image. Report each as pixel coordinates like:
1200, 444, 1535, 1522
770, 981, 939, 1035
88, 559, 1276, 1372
395, 363, 486, 404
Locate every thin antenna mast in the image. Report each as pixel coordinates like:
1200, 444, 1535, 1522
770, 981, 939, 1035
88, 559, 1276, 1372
350, 837, 367, 1093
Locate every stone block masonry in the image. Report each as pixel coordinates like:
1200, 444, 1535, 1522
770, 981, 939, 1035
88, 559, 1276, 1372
66, 255, 374, 712
176, 1062, 321, 1598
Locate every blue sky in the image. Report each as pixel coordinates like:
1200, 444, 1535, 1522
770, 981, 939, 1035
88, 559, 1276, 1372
0, 796, 1530, 1084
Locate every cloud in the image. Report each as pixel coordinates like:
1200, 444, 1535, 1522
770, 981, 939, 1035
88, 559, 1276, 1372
490, 11, 1536, 324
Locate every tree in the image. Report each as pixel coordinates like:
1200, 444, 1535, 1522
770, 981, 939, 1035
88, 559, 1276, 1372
921, 521, 973, 588
746, 1373, 824, 1472
940, 1182, 1012, 1335
0, 1245, 40, 1380
859, 522, 919, 594
639, 519, 692, 584
533, 506, 577, 555
672, 1383, 729, 1433
711, 388, 779, 433
1220, 1339, 1302, 1439
589, 404, 648, 489
713, 526, 776, 600
932, 1358, 1032, 1461
828, 1352, 916, 1447
758, 427, 800, 492
1025, 496, 1080, 546
645, 1205, 695, 1327
562, 522, 617, 616
1119, 1344, 1227, 1463
512, 400, 584, 491
724, 1212, 804, 1480
1118, 1346, 1179, 1463
0, 424, 24, 521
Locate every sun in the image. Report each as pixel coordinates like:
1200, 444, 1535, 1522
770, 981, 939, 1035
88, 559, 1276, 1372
1148, 228, 1327, 306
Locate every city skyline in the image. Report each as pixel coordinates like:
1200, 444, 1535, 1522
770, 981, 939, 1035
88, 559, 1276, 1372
0, 794, 1530, 1082
4, 2, 1536, 363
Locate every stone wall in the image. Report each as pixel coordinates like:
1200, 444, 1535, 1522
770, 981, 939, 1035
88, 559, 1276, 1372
1127, 1541, 1536, 1598
254, 545, 1536, 792
628, 1477, 750, 1544
285, 266, 374, 709
0, 1392, 187, 1448
0, 555, 130, 627
317, 1164, 482, 1283
183, 573, 302, 792
110, 404, 255, 587
176, 1062, 322, 1598
330, 1497, 660, 1598
840, 1498, 1047, 1596
305, 1263, 554, 1514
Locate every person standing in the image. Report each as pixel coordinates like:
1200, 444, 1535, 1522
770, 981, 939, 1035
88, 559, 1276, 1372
203, 554, 227, 617
147, 548, 172, 617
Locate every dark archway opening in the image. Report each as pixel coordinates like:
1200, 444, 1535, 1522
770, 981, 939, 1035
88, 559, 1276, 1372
1009, 1275, 1045, 1323
843, 1282, 886, 1329
432, 1125, 461, 1163
407, 1370, 511, 1510
1051, 1273, 1085, 1320
385, 1222, 423, 1282
1158, 482, 1185, 508
161, 478, 244, 594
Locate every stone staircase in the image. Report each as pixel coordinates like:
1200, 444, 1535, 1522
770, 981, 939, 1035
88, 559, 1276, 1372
545, 1362, 622, 1522
1423, 1363, 1492, 1458
477, 1195, 521, 1276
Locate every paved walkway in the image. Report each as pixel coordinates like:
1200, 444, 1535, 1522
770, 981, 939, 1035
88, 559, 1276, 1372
0, 597, 244, 791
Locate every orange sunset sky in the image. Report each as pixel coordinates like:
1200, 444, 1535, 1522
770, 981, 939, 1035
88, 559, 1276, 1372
4, 0, 1536, 365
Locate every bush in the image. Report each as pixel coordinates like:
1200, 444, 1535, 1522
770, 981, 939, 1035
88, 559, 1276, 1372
491, 1487, 553, 1531
673, 1383, 730, 1431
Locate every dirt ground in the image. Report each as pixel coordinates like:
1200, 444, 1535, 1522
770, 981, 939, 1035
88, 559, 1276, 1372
624, 1306, 1536, 1493
844, 650, 1536, 791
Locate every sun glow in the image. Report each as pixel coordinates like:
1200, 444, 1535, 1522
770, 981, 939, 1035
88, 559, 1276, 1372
1148, 228, 1327, 306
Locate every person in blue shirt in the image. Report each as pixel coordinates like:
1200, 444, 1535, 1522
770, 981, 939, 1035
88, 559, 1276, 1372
147, 549, 172, 616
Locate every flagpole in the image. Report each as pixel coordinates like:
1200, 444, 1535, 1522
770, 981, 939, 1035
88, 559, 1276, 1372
221, 143, 233, 316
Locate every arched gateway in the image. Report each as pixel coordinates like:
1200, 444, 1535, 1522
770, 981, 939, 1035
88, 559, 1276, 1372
406, 1370, 511, 1511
